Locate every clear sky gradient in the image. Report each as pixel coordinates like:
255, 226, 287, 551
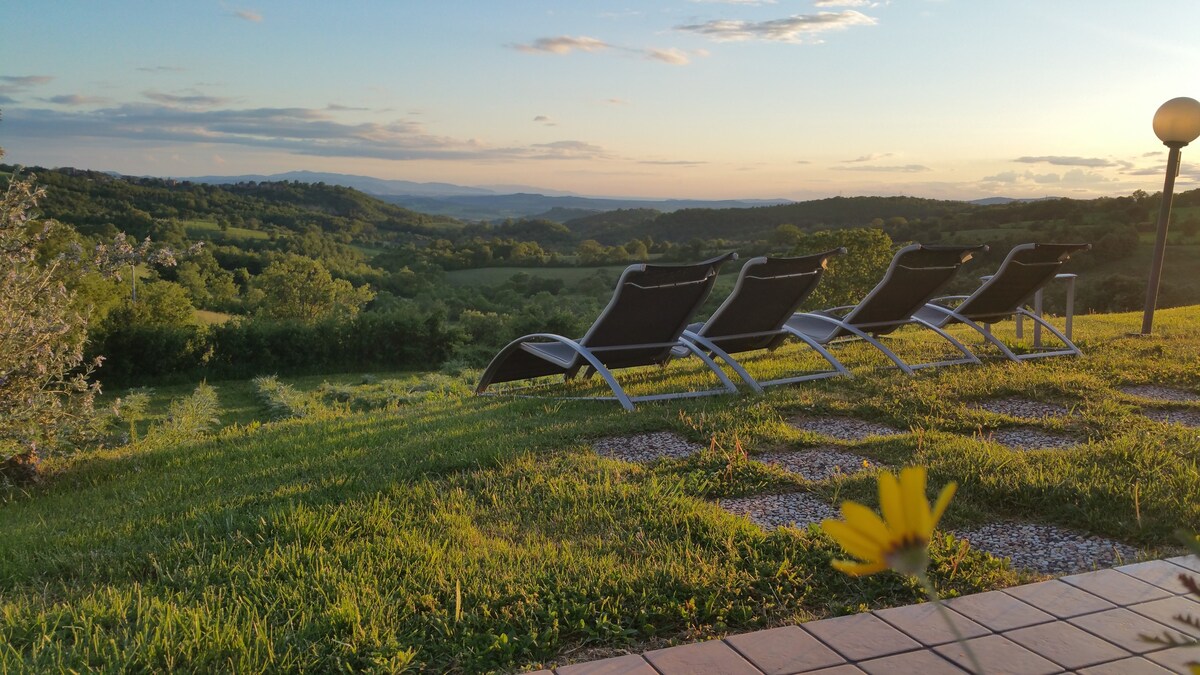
2, 1, 1198, 200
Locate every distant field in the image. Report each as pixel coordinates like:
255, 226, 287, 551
444, 265, 629, 286
194, 309, 235, 325
181, 218, 271, 241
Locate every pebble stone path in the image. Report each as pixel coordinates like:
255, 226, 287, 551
718, 492, 840, 531
982, 426, 1082, 451
753, 447, 876, 482
1120, 385, 1200, 403
1142, 408, 1200, 428
590, 432, 702, 464
788, 416, 904, 441
972, 397, 1074, 420
953, 522, 1142, 575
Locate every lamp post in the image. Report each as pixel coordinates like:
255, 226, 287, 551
1141, 96, 1200, 335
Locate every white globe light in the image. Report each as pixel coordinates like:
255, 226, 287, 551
1152, 97, 1200, 145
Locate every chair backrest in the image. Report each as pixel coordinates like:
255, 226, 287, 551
954, 243, 1091, 323
579, 252, 737, 368
696, 248, 846, 353
842, 243, 987, 336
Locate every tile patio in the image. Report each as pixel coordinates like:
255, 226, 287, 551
533, 556, 1200, 674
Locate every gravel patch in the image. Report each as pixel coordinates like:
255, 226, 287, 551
718, 492, 840, 531
980, 427, 1081, 451
1120, 385, 1200, 403
591, 432, 702, 464
754, 447, 876, 482
1141, 408, 1200, 428
972, 397, 1073, 420
789, 416, 904, 442
954, 522, 1140, 575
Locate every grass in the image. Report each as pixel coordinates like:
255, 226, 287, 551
181, 218, 272, 242
3, 308, 1199, 672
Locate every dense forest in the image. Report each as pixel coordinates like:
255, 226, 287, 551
4, 163, 1198, 385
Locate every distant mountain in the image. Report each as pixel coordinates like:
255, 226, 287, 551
376, 193, 792, 222
180, 170, 496, 197
969, 196, 1061, 206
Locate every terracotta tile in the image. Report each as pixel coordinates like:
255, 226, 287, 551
725, 626, 845, 675
856, 649, 965, 675
933, 634, 1061, 675
943, 590, 1054, 632
643, 639, 762, 675
1145, 645, 1200, 673
1004, 621, 1131, 670
873, 603, 990, 646
801, 612, 921, 662
1127, 596, 1200, 639
555, 655, 657, 675
1069, 607, 1181, 654
1062, 568, 1173, 606
804, 667, 866, 675
1118, 559, 1197, 595
525, 670, 554, 675
1004, 580, 1116, 618
1076, 656, 1176, 674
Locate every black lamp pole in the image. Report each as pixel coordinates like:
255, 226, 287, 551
1140, 142, 1185, 335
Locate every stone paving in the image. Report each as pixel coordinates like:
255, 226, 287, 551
753, 447, 876, 482
979, 427, 1081, 451
532, 556, 1200, 674
972, 397, 1075, 420
718, 492, 840, 531
1120, 386, 1200, 403
953, 522, 1141, 575
1141, 408, 1200, 428
789, 416, 904, 442
591, 432, 703, 464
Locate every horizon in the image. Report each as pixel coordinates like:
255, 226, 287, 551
2, 1, 1199, 202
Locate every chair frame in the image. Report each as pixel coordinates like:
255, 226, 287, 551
475, 253, 740, 411
786, 243, 988, 374
916, 243, 1090, 361
678, 249, 851, 392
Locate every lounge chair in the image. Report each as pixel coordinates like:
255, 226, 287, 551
677, 248, 851, 392
475, 253, 740, 411
913, 242, 1091, 361
785, 243, 988, 374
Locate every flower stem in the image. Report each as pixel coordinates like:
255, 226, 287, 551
916, 571, 984, 675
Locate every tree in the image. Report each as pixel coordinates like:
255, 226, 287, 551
254, 254, 375, 322
790, 228, 894, 309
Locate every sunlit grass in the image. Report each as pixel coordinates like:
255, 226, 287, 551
2, 307, 1198, 672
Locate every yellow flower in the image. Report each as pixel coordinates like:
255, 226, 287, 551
821, 466, 956, 577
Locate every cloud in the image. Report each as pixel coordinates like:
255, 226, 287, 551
843, 152, 893, 163
638, 159, 706, 166
326, 103, 369, 111
44, 94, 110, 106
1014, 155, 1118, 168
831, 163, 931, 173
136, 65, 186, 73
512, 36, 611, 54
232, 8, 262, 22
814, 0, 875, 6
2, 103, 620, 164
675, 10, 877, 43
143, 90, 233, 108
981, 168, 1112, 186
0, 75, 54, 98
645, 48, 692, 65
691, 0, 778, 4
533, 115, 557, 126
605, 98, 629, 105
0, 95, 17, 105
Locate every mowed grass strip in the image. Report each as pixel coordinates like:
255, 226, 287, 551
2, 307, 1198, 672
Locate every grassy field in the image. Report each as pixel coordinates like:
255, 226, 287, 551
2, 308, 1199, 672
181, 218, 272, 242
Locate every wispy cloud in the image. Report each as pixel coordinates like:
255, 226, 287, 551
143, 90, 233, 108
1014, 155, 1118, 168
690, 0, 778, 5
533, 115, 557, 126
136, 65, 186, 73
645, 48, 692, 65
512, 36, 611, 55
843, 152, 894, 163
326, 103, 369, 111
529, 140, 610, 160
831, 163, 931, 173
814, 0, 876, 7
638, 159, 707, 166
43, 94, 110, 106
232, 8, 262, 22
982, 169, 1113, 185
675, 10, 877, 43
0, 75, 54, 100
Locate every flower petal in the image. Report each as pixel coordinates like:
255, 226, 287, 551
840, 501, 893, 549
900, 466, 931, 539
832, 558, 889, 577
930, 481, 957, 527
822, 519, 884, 562
878, 470, 905, 533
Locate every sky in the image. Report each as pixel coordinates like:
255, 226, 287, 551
3, 1, 1200, 201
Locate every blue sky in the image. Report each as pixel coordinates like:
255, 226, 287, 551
2, 1, 1199, 199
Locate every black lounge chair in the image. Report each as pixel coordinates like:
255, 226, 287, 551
475, 253, 740, 411
678, 248, 851, 392
913, 242, 1091, 361
785, 243, 988, 374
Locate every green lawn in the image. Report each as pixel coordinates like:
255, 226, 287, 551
2, 308, 1199, 672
